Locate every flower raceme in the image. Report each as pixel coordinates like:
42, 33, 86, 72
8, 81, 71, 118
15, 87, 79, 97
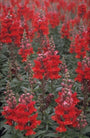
2, 106, 16, 126
70, 30, 89, 58
75, 57, 90, 112
18, 47, 33, 62
32, 12, 49, 36
60, 22, 70, 39
14, 102, 41, 136
32, 50, 62, 80
18, 39, 33, 62
47, 11, 60, 28
2, 87, 17, 126
75, 57, 90, 86
2, 93, 41, 136
52, 76, 82, 133
77, 4, 87, 18
75, 57, 90, 83
51, 61, 88, 131
0, 15, 24, 46
0, 17, 13, 44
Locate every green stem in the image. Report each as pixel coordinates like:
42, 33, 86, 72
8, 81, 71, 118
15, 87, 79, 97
51, 80, 54, 93
41, 111, 44, 120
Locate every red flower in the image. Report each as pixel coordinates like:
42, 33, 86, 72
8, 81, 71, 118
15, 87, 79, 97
0, 16, 24, 46
56, 125, 67, 132
18, 39, 34, 62
75, 57, 90, 82
67, 2, 76, 14
70, 31, 89, 58
32, 51, 61, 80
32, 12, 49, 36
60, 22, 70, 39
44, 0, 50, 7
78, 4, 87, 18
32, 60, 45, 79
14, 102, 41, 136
18, 47, 33, 62
51, 79, 82, 133
85, 10, 90, 23
43, 55, 61, 79
57, 0, 67, 11
0, 17, 13, 44
2, 93, 41, 136
48, 11, 60, 28
86, 26, 90, 47
2, 106, 15, 126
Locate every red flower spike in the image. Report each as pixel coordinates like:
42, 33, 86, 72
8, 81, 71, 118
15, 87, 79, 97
48, 11, 60, 28
32, 51, 61, 80
52, 77, 82, 133
18, 39, 34, 62
70, 30, 89, 59
2, 106, 16, 126
78, 4, 87, 18
0, 16, 24, 46
60, 22, 70, 39
75, 57, 90, 82
2, 93, 41, 136
32, 12, 49, 36
13, 102, 41, 136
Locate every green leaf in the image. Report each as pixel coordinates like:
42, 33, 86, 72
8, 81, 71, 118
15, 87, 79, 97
34, 130, 46, 137
45, 133, 59, 137
1, 134, 13, 138
21, 86, 30, 92
1, 124, 11, 130
82, 126, 90, 134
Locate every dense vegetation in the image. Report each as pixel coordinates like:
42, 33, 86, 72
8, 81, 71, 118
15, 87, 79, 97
0, 0, 90, 138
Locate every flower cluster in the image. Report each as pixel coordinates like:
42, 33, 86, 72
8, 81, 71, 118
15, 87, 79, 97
77, 112, 87, 129
70, 31, 89, 58
75, 57, 90, 111
33, 49, 61, 80
2, 82, 17, 126
52, 77, 82, 132
32, 12, 49, 36
2, 91, 41, 136
60, 22, 70, 39
18, 39, 33, 62
0, 15, 24, 46
47, 11, 60, 28
14, 93, 41, 136
75, 57, 90, 82
78, 4, 87, 18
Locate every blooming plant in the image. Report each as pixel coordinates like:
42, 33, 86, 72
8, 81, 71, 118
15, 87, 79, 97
52, 70, 82, 133
0, 0, 90, 138
2, 84, 41, 136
